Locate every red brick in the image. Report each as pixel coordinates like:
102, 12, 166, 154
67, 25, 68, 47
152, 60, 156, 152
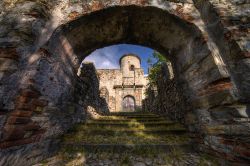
15, 95, 31, 103
20, 89, 40, 98
4, 122, 40, 131
0, 134, 42, 148
15, 103, 34, 111
0, 48, 18, 60
90, 1, 104, 11
10, 110, 32, 117
24, 12, 40, 18
243, 51, 250, 58
198, 79, 233, 96
234, 147, 250, 158
23, 122, 40, 131
3, 127, 25, 141
7, 116, 31, 124
68, 11, 80, 20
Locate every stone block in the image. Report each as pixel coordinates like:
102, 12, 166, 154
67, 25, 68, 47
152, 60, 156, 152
198, 79, 232, 96
191, 90, 235, 108
0, 58, 18, 71
22, 123, 40, 131
0, 135, 38, 149
209, 105, 250, 119
0, 48, 18, 60
205, 124, 250, 136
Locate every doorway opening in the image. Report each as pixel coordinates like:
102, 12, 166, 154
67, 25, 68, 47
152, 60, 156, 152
122, 95, 136, 111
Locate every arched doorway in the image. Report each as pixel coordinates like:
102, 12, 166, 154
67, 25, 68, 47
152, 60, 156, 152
122, 95, 135, 112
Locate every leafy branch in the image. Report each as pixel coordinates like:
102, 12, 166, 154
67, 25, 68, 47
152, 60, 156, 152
147, 51, 168, 86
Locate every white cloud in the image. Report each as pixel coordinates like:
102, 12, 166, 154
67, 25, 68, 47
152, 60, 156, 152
83, 46, 120, 69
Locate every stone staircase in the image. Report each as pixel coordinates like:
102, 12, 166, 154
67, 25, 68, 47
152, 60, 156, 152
37, 112, 219, 166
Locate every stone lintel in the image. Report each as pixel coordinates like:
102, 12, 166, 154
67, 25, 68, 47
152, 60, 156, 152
113, 85, 144, 89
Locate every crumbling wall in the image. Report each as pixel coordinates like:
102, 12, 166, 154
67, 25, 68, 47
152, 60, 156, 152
0, 61, 107, 166
79, 62, 109, 114
143, 63, 190, 123
0, 0, 249, 165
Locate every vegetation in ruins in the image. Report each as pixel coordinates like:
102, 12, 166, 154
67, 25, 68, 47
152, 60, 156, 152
37, 112, 220, 165
147, 51, 169, 86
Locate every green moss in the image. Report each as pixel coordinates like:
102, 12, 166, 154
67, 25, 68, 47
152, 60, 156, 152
54, 113, 214, 165
198, 153, 220, 166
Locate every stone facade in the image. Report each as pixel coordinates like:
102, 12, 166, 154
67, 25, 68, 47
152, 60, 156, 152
96, 54, 148, 112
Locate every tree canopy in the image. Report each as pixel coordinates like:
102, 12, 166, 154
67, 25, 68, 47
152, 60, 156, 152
147, 51, 168, 86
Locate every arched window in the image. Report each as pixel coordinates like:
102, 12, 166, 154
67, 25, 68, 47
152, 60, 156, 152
129, 65, 135, 71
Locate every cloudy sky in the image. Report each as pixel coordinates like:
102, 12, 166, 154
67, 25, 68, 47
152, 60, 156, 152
83, 44, 156, 74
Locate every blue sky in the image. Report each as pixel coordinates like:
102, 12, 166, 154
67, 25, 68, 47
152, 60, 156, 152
83, 44, 156, 74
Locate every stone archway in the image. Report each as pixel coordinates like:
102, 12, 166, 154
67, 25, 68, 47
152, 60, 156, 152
0, 3, 249, 165
47, 5, 233, 107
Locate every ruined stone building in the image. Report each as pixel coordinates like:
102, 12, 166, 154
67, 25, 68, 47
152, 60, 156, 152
1, 0, 250, 165
96, 54, 148, 112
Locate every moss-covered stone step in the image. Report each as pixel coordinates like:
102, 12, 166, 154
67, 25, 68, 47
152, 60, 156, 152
85, 121, 177, 127
72, 129, 187, 135
107, 113, 160, 117
41, 146, 220, 166
68, 123, 186, 132
63, 132, 190, 145
111, 115, 161, 118
61, 143, 194, 153
108, 112, 154, 115
94, 118, 166, 122
87, 119, 172, 124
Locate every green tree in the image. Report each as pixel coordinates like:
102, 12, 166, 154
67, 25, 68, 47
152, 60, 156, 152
147, 51, 168, 85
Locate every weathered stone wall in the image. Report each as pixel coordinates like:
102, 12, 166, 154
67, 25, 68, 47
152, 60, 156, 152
143, 63, 190, 123
0, 0, 249, 164
0, 61, 106, 165
143, 61, 250, 162
79, 62, 109, 114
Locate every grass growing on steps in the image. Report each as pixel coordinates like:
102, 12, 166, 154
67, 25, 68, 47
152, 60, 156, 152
63, 115, 189, 144
63, 132, 190, 144
67, 121, 186, 132
54, 145, 220, 166
38, 112, 220, 166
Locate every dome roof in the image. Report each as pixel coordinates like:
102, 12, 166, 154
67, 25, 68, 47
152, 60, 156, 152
119, 54, 141, 65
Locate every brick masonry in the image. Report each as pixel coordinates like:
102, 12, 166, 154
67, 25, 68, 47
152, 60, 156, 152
0, 0, 249, 165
